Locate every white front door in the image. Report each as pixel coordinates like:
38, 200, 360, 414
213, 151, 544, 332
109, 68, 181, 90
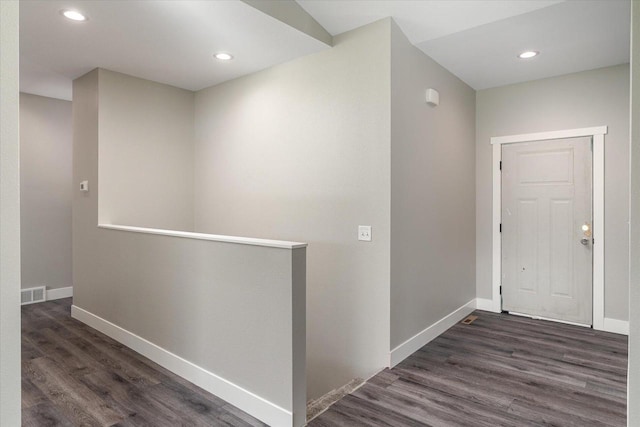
501, 137, 593, 325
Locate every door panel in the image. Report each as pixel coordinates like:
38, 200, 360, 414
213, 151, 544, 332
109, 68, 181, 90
516, 199, 538, 293
502, 137, 592, 325
517, 149, 573, 184
549, 199, 573, 297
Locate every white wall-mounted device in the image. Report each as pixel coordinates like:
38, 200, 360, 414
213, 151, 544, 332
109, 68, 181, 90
80, 180, 89, 192
426, 88, 440, 106
358, 225, 372, 242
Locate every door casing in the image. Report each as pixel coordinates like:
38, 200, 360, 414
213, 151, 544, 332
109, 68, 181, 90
488, 126, 607, 330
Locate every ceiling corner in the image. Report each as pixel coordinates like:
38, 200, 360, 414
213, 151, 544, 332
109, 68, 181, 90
243, 0, 333, 47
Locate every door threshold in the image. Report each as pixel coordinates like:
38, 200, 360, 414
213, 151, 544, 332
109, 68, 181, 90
505, 311, 592, 328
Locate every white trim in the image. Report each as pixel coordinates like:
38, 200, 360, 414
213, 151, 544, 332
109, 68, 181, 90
71, 305, 295, 427
491, 126, 607, 330
592, 134, 605, 330
98, 224, 307, 250
389, 299, 476, 367
46, 286, 73, 301
603, 318, 629, 335
491, 126, 608, 145
475, 298, 496, 312
492, 144, 503, 313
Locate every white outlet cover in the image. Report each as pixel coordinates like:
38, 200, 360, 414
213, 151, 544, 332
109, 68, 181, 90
358, 225, 372, 242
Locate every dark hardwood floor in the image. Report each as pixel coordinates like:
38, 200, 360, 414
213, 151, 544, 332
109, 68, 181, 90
23, 301, 628, 426
21, 298, 267, 427
309, 310, 628, 427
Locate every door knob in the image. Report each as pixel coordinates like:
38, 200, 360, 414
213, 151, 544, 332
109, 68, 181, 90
580, 238, 590, 246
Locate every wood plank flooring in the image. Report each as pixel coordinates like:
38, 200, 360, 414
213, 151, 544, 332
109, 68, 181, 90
24, 301, 628, 426
309, 311, 628, 427
21, 298, 268, 427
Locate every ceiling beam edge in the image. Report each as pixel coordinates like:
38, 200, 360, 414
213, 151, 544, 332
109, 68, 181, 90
241, 0, 333, 47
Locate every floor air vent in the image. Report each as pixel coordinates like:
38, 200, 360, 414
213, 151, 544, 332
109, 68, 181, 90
21, 286, 46, 305
461, 315, 478, 325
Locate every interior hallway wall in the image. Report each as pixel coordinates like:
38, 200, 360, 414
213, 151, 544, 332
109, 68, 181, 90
0, 0, 21, 423
476, 64, 630, 321
98, 69, 195, 231
73, 69, 307, 424
390, 21, 476, 349
193, 19, 392, 400
20, 93, 72, 290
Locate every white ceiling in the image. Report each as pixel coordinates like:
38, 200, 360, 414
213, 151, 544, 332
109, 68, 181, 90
297, 0, 563, 42
419, 0, 630, 90
298, 0, 631, 90
19, 1, 331, 101
20, 0, 631, 100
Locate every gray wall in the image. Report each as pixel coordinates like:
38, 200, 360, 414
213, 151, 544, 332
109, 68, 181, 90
98, 69, 195, 231
390, 21, 476, 349
194, 19, 392, 400
20, 93, 72, 290
628, 1, 639, 423
73, 69, 306, 420
476, 64, 630, 321
0, 0, 21, 423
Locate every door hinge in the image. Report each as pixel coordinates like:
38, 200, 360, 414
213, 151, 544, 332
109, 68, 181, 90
499, 223, 502, 233
499, 285, 502, 295
499, 161, 502, 171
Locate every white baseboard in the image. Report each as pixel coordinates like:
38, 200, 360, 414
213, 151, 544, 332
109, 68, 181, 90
71, 305, 295, 427
603, 317, 629, 335
46, 286, 73, 301
389, 299, 476, 367
475, 298, 497, 312
474, 297, 628, 335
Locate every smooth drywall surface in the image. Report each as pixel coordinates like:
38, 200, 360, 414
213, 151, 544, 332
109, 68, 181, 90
241, 0, 332, 46
98, 69, 195, 231
20, 93, 72, 290
477, 64, 630, 321
194, 19, 391, 399
389, 21, 476, 349
0, 0, 22, 423
73, 70, 306, 420
628, 1, 639, 424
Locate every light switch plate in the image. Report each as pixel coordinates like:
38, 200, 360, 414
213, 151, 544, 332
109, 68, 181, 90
358, 225, 372, 241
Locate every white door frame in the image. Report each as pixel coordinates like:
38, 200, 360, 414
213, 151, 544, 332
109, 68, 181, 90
490, 126, 607, 330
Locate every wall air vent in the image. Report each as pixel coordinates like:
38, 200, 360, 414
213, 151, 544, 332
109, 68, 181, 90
21, 286, 46, 305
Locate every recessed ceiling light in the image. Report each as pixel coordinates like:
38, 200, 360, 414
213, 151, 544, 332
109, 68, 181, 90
61, 9, 88, 22
518, 51, 539, 59
214, 52, 234, 61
